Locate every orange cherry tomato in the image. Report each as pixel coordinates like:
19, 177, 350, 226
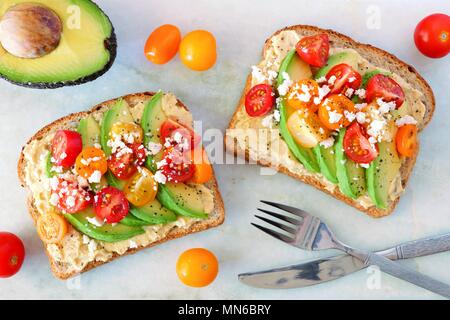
144, 24, 181, 65
188, 148, 213, 184
286, 79, 320, 112
124, 167, 158, 207
179, 30, 217, 71
75, 147, 108, 180
176, 248, 218, 287
37, 211, 68, 244
396, 124, 418, 157
318, 94, 356, 130
287, 109, 329, 148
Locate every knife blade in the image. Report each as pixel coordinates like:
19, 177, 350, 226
239, 233, 450, 289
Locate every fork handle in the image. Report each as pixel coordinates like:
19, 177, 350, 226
366, 252, 450, 299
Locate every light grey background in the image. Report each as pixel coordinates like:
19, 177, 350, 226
0, 0, 449, 299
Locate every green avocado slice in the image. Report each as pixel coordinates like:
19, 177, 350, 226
157, 184, 208, 219
314, 51, 360, 79
45, 151, 55, 178
277, 50, 319, 173
313, 145, 338, 184
130, 199, 177, 224
78, 115, 101, 147
335, 129, 366, 199
64, 208, 144, 243
0, 0, 116, 88
366, 141, 401, 209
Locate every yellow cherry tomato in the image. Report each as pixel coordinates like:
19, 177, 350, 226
176, 248, 219, 287
179, 30, 217, 71
37, 211, 68, 244
144, 24, 181, 64
124, 167, 158, 207
75, 147, 108, 179
109, 122, 144, 144
287, 109, 329, 148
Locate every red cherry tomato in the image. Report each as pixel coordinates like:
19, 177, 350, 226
245, 84, 275, 117
144, 24, 181, 64
52, 178, 93, 214
94, 187, 129, 224
414, 13, 450, 58
51, 130, 82, 168
160, 119, 201, 150
343, 122, 379, 164
326, 63, 362, 95
159, 148, 195, 183
366, 74, 405, 109
130, 143, 147, 167
0, 232, 25, 278
295, 34, 329, 67
108, 143, 146, 180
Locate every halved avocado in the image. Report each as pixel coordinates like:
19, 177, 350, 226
77, 115, 101, 147
0, 0, 116, 88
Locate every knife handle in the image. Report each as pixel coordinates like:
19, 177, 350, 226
391, 234, 450, 260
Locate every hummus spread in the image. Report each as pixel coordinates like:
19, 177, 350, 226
227, 30, 426, 209
23, 93, 215, 274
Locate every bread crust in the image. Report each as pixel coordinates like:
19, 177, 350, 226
225, 25, 434, 218
18, 92, 225, 279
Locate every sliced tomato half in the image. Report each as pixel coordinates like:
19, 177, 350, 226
52, 178, 93, 214
326, 63, 362, 95
366, 74, 405, 109
51, 130, 83, 168
295, 34, 329, 67
159, 148, 195, 183
94, 187, 129, 224
245, 84, 275, 117
343, 122, 379, 164
160, 119, 201, 150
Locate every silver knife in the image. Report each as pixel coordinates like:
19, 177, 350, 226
239, 233, 450, 289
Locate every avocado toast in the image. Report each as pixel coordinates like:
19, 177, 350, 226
225, 25, 435, 218
18, 92, 225, 279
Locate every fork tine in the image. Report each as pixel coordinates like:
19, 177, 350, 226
251, 223, 293, 243
257, 208, 301, 225
260, 200, 309, 219
254, 215, 297, 234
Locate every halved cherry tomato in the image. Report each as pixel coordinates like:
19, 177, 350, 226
366, 74, 405, 109
109, 122, 144, 144
245, 84, 275, 117
287, 109, 329, 148
188, 148, 213, 184
52, 178, 93, 214
343, 122, 379, 164
144, 24, 181, 64
37, 211, 68, 244
94, 187, 129, 224
0, 232, 25, 278
286, 79, 320, 112
396, 124, 418, 157
108, 143, 147, 180
159, 147, 195, 183
414, 13, 450, 59
318, 94, 356, 130
124, 167, 158, 207
176, 248, 219, 287
295, 34, 329, 67
75, 147, 108, 180
160, 119, 201, 150
51, 130, 83, 168
326, 63, 362, 95
179, 30, 217, 71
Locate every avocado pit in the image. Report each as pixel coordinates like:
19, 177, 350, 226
0, 2, 62, 58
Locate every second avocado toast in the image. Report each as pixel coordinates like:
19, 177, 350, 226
18, 92, 225, 279
226, 25, 435, 218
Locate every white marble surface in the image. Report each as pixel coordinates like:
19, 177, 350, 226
1, 0, 449, 299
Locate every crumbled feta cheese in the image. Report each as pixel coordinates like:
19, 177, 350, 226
395, 115, 417, 127
376, 98, 396, 114
273, 109, 281, 123
86, 216, 104, 227
88, 170, 102, 184
49, 193, 59, 206
319, 137, 335, 149
316, 76, 327, 83
267, 70, 278, 84
354, 103, 367, 111
277, 72, 292, 96
154, 170, 167, 184
147, 142, 162, 155
355, 88, 366, 99
49, 177, 59, 190
328, 110, 343, 124
328, 75, 337, 85
345, 88, 354, 98
344, 110, 356, 123
316, 85, 331, 103
356, 112, 366, 124
348, 76, 356, 83
360, 163, 370, 169
66, 196, 75, 208
367, 119, 386, 139
251, 66, 266, 84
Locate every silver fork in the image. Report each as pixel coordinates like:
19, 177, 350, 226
253, 200, 450, 299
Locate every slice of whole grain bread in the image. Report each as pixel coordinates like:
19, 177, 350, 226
225, 25, 435, 218
18, 92, 225, 279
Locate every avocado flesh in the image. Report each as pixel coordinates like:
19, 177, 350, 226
78, 115, 101, 147
64, 208, 144, 243
367, 141, 401, 209
314, 50, 360, 79
130, 199, 177, 224
335, 129, 366, 199
141, 93, 209, 219
277, 50, 319, 173
0, 0, 116, 88
313, 145, 337, 184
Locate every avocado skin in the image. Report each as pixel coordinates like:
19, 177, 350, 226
0, 0, 117, 89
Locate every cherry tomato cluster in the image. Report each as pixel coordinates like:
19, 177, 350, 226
244, 33, 416, 165
144, 25, 217, 71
